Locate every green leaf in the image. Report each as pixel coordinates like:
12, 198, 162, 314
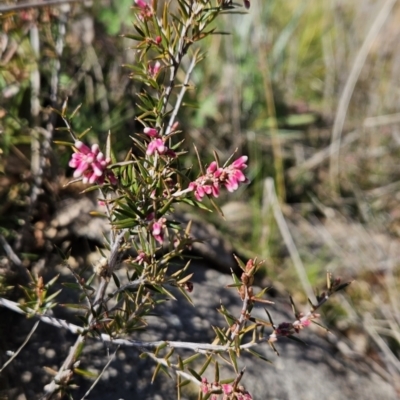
188, 368, 202, 382
45, 289, 62, 302
214, 361, 219, 383
334, 281, 353, 292
62, 282, 81, 290
178, 379, 191, 388
61, 303, 89, 310
229, 349, 240, 372
69, 104, 82, 120
45, 274, 60, 289
212, 326, 229, 344
287, 335, 308, 346
74, 368, 97, 378
233, 254, 246, 271
181, 353, 200, 367
122, 33, 144, 41
245, 348, 272, 364
198, 356, 212, 376
177, 286, 194, 306
112, 273, 120, 288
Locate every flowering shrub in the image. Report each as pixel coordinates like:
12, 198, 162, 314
0, 0, 351, 399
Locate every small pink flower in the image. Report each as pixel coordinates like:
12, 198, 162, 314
146, 138, 176, 157
148, 61, 161, 78
201, 377, 209, 394
224, 156, 248, 192
232, 155, 248, 169
135, 0, 147, 8
134, 0, 153, 19
206, 161, 219, 174
155, 36, 162, 45
151, 217, 167, 244
188, 155, 248, 201
300, 318, 311, 327
69, 141, 116, 185
171, 121, 179, 132
144, 127, 159, 137
222, 384, 233, 394
147, 138, 166, 155
134, 251, 148, 265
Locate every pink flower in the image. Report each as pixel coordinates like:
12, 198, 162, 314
148, 61, 161, 78
147, 138, 166, 155
69, 141, 116, 185
188, 155, 248, 201
171, 121, 180, 132
201, 377, 209, 394
134, 0, 153, 19
292, 313, 319, 332
222, 384, 233, 394
224, 156, 248, 192
146, 138, 176, 157
134, 250, 148, 265
135, 0, 147, 7
150, 217, 167, 244
144, 127, 159, 137
232, 155, 248, 169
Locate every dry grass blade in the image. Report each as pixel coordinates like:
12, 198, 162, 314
288, 130, 359, 180
80, 346, 120, 400
364, 313, 400, 375
0, 320, 40, 373
329, 0, 397, 193
263, 178, 316, 303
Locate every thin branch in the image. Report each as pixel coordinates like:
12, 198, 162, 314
80, 346, 120, 400
0, 297, 268, 353
0, 297, 84, 334
0, 320, 40, 373
29, 23, 42, 208
165, 53, 197, 136
160, 3, 203, 132
44, 6, 67, 161
230, 283, 250, 340
0, 234, 31, 283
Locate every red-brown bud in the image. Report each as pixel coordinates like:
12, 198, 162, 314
184, 281, 194, 293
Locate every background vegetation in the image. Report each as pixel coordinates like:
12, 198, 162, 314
1, 0, 400, 392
